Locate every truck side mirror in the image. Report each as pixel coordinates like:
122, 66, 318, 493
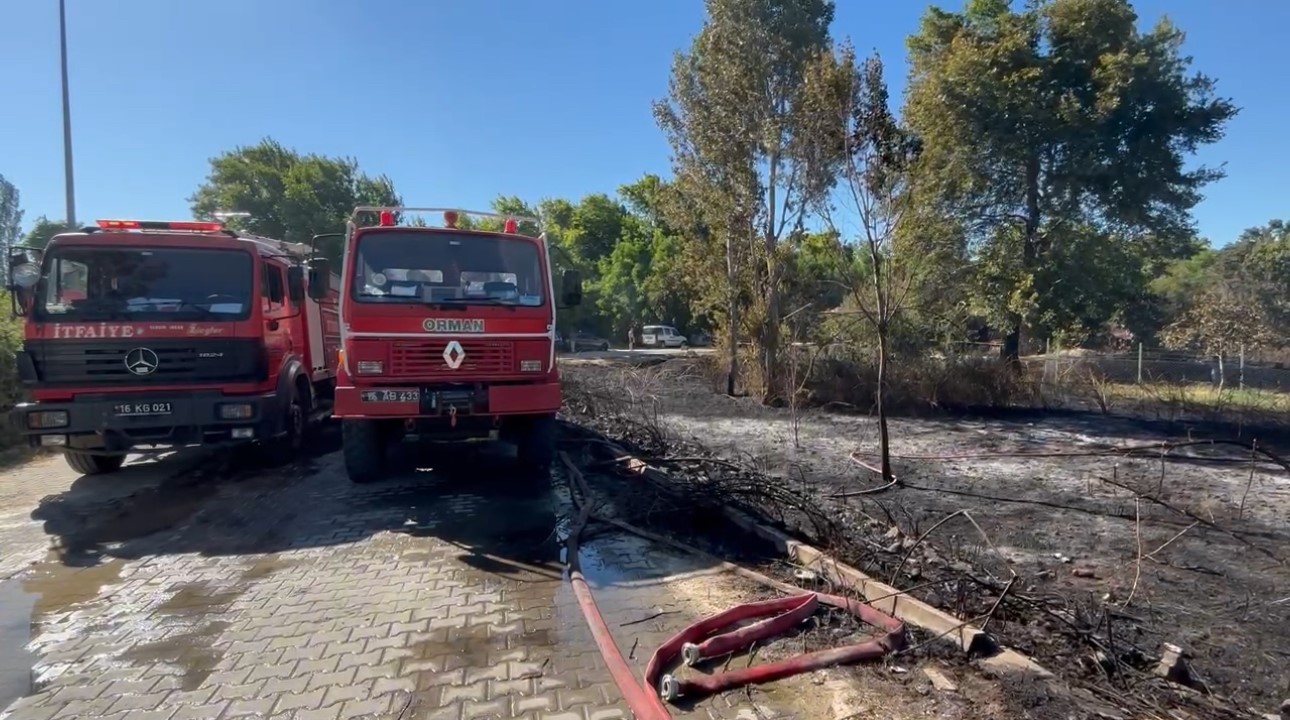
561, 269, 583, 307
8, 250, 41, 318
286, 266, 305, 304
310, 233, 344, 264
307, 258, 331, 300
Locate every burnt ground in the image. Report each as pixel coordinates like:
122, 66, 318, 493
560, 357, 1290, 720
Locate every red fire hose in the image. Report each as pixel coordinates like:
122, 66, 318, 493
558, 453, 908, 716
648, 589, 906, 702
677, 594, 820, 667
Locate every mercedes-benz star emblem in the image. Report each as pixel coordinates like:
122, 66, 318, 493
124, 347, 160, 376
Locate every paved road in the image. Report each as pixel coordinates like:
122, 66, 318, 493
0, 436, 827, 720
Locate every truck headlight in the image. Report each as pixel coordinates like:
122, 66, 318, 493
520, 360, 542, 372
219, 403, 255, 420
27, 410, 68, 429
356, 361, 384, 375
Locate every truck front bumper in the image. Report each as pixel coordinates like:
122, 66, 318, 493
334, 382, 561, 419
12, 391, 282, 452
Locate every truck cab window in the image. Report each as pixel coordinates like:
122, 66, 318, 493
262, 263, 285, 309
44, 257, 89, 310
351, 231, 544, 306
35, 247, 253, 321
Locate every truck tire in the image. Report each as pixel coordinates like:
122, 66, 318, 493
515, 414, 556, 473
266, 390, 306, 466
64, 451, 125, 476
343, 419, 387, 484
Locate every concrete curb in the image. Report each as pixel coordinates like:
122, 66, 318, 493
608, 446, 1051, 679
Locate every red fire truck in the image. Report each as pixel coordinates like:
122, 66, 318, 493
7, 219, 340, 475
312, 206, 582, 484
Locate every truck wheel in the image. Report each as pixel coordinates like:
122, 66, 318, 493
64, 450, 126, 476
266, 391, 306, 465
343, 419, 387, 484
515, 414, 556, 473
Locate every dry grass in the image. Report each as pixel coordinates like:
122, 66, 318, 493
1107, 381, 1290, 413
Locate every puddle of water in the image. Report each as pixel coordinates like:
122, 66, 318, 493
22, 556, 124, 621
155, 582, 243, 619
0, 555, 129, 710
119, 620, 230, 691
0, 579, 37, 711
239, 554, 298, 582
406, 621, 498, 668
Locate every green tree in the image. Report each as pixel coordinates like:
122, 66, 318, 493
808, 46, 922, 480
591, 176, 709, 341
655, 0, 843, 399
904, 0, 1237, 361
1228, 220, 1290, 327
566, 194, 627, 267
189, 138, 400, 255
1161, 283, 1276, 388
23, 216, 73, 251
0, 175, 22, 259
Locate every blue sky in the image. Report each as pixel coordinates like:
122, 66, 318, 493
1, 0, 1285, 245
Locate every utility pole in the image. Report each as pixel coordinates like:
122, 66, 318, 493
59, 0, 77, 228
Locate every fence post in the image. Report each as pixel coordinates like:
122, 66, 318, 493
1239, 344, 1245, 391
1137, 343, 1143, 385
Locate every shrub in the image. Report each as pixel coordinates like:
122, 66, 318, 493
0, 292, 25, 447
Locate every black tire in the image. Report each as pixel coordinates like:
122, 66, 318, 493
266, 390, 306, 465
600, 342, 609, 352
64, 450, 126, 476
679, 341, 689, 349
514, 414, 556, 472
343, 419, 387, 484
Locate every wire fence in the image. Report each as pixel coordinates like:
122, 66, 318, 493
1027, 346, 1290, 393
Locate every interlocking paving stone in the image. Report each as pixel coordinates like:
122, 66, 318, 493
0, 448, 812, 720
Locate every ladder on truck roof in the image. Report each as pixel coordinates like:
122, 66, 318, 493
349, 206, 543, 235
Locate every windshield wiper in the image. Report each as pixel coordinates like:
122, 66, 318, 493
172, 301, 215, 318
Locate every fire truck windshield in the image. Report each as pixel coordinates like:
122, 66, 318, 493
35, 246, 254, 321
352, 231, 545, 307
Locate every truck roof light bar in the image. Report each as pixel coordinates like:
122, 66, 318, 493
350, 206, 542, 234
95, 219, 227, 233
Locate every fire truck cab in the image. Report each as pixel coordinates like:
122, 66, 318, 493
7, 219, 340, 475
315, 207, 582, 484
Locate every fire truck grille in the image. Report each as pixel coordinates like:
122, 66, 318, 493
24, 339, 266, 387
390, 339, 514, 377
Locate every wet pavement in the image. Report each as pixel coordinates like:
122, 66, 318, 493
0, 440, 833, 720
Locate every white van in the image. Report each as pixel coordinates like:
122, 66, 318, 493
641, 325, 688, 349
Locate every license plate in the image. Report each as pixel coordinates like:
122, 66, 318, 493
361, 389, 420, 403
113, 402, 172, 417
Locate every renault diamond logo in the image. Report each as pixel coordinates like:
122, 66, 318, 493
443, 341, 465, 370
124, 347, 160, 376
